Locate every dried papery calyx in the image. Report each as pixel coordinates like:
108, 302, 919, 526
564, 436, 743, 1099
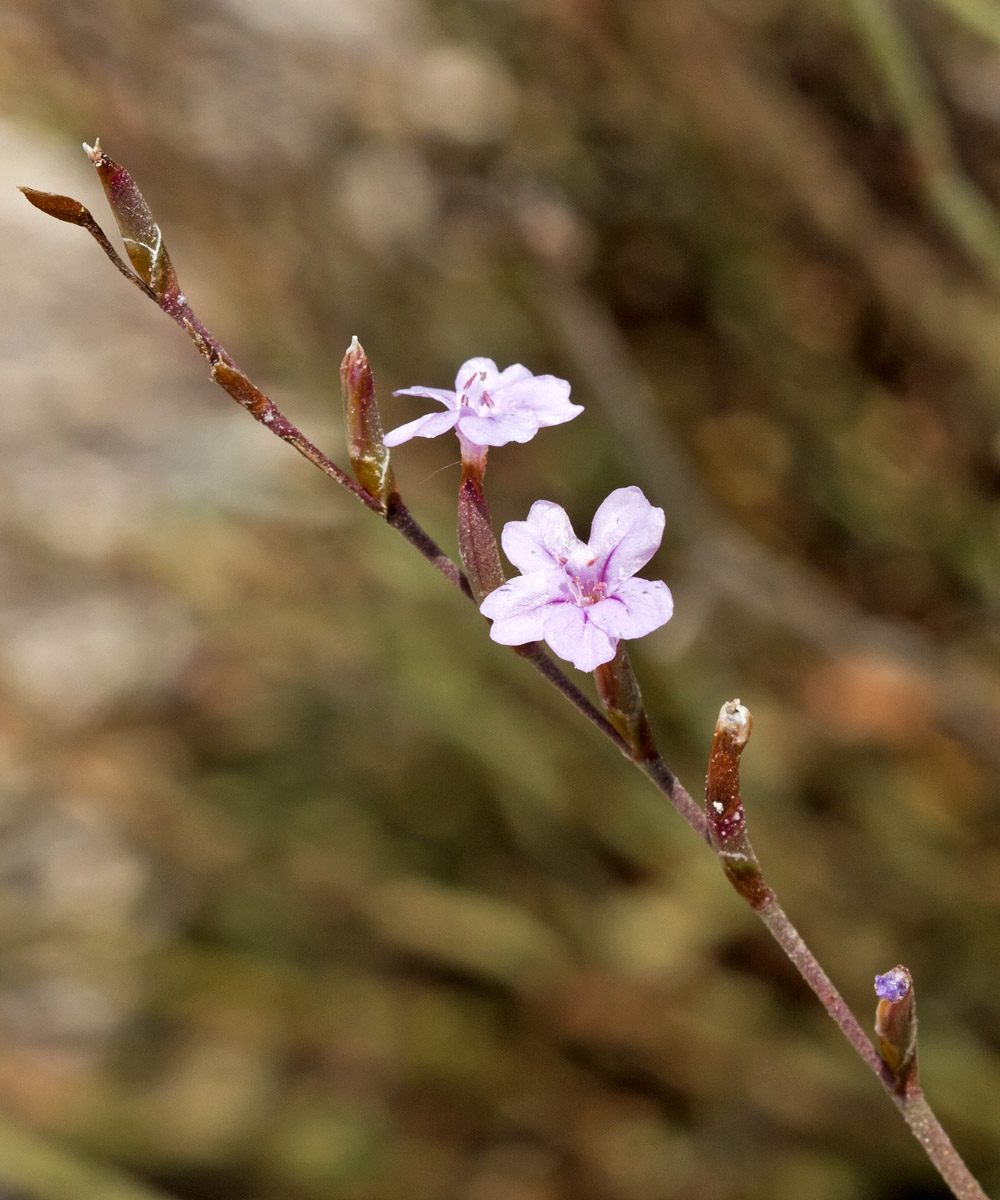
875, 964, 919, 1093
705, 699, 772, 909
340, 337, 398, 510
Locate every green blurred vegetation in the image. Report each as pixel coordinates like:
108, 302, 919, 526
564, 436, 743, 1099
2, 0, 1000, 1197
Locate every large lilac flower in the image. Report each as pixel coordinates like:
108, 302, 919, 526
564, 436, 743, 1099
382, 357, 582, 450
480, 486, 673, 671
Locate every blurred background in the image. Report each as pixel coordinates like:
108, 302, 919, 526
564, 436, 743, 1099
1, 0, 999, 1197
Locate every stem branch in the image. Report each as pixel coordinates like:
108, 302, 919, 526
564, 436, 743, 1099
758, 900, 988, 1199
22, 153, 988, 1200
705, 701, 988, 1200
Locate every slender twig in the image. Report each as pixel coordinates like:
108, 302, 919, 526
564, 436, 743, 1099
636, 754, 710, 844
385, 499, 473, 599
20, 146, 989, 1199
706, 700, 989, 1200
759, 900, 891, 1081
762, 888, 988, 1199
514, 642, 632, 753
592, 647, 711, 843
19, 152, 688, 811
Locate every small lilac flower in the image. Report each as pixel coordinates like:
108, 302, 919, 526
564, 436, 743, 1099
480, 486, 673, 671
875, 968, 910, 1003
382, 357, 582, 450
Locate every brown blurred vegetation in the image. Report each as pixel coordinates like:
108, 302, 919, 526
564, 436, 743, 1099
2, 0, 1000, 1197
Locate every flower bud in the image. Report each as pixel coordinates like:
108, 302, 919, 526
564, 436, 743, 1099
83, 139, 178, 302
340, 337, 397, 509
874, 964, 918, 1093
705, 700, 772, 909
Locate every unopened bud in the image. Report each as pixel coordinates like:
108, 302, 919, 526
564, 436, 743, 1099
83, 139, 178, 302
340, 337, 397, 509
875, 964, 918, 1093
706, 700, 772, 909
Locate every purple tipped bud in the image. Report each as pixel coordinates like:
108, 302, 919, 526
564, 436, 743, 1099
875, 967, 910, 1003
874, 963, 918, 1093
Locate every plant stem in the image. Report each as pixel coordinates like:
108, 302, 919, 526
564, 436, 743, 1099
705, 700, 989, 1200
636, 754, 711, 844
898, 1094, 990, 1200
22, 157, 988, 1200
758, 900, 988, 1199
21, 171, 709, 827
759, 899, 891, 1080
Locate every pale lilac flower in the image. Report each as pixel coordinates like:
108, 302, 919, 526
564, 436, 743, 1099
875, 968, 910, 1003
382, 357, 582, 450
480, 486, 673, 671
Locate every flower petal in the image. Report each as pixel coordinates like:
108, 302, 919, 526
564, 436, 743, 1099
586, 578, 674, 640
392, 386, 459, 409
382, 409, 461, 446
588, 486, 665, 585
456, 409, 539, 447
501, 501, 582, 573
541, 605, 617, 671
491, 363, 533, 388
500, 520, 558, 574
454, 357, 499, 391
497, 375, 583, 426
480, 575, 562, 644
388, 361, 581, 450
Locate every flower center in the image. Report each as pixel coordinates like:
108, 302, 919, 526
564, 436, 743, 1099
460, 371, 493, 413
558, 555, 606, 606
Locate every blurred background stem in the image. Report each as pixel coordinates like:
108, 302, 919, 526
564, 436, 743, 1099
0, 1115, 177, 1200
